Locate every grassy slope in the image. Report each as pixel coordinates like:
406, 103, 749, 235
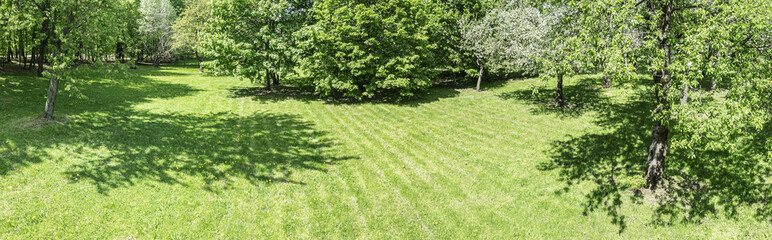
0, 62, 769, 239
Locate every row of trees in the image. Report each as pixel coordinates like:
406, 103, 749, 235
200, 0, 489, 98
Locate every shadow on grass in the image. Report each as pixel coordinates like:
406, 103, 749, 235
538, 85, 772, 232
537, 92, 653, 233
497, 76, 613, 118
0, 63, 354, 194
654, 117, 772, 225
62, 110, 351, 193
227, 84, 461, 107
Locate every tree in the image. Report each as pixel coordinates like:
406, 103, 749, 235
571, 0, 772, 191
172, 0, 211, 73
201, 0, 310, 90
139, 0, 176, 68
0, 0, 136, 120
300, 0, 436, 99
461, 1, 581, 106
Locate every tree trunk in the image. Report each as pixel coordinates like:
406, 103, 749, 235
708, 61, 716, 92
37, 6, 50, 77
19, 32, 26, 67
195, 50, 203, 73
602, 73, 611, 88
272, 73, 279, 86
476, 59, 484, 92
42, 74, 59, 120
645, 2, 673, 190
265, 72, 272, 90
556, 73, 564, 107
645, 119, 668, 190
680, 83, 689, 105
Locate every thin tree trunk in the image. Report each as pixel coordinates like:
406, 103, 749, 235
680, 83, 689, 105
708, 61, 716, 92
556, 73, 564, 107
265, 71, 272, 90
195, 50, 203, 73
476, 59, 483, 92
602, 73, 611, 88
37, 7, 50, 77
272, 72, 279, 86
42, 74, 59, 120
19, 31, 26, 67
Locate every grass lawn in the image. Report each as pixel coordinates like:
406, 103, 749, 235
1, 62, 770, 239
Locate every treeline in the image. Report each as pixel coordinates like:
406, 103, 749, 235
0, 0, 496, 101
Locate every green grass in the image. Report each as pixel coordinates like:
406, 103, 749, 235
1, 62, 770, 239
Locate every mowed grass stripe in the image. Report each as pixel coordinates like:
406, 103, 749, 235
330, 103, 433, 238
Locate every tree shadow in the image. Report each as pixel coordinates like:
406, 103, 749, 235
497, 76, 613, 118
228, 85, 318, 103
61, 110, 352, 194
227, 84, 461, 107
537, 92, 654, 233
655, 117, 772, 225
1, 64, 354, 194
540, 87, 772, 232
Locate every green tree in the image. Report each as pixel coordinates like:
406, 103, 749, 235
172, 0, 211, 73
201, 0, 308, 90
1, 0, 133, 120
569, 0, 772, 218
301, 0, 437, 99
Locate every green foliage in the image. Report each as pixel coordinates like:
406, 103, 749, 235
201, 0, 307, 87
300, 0, 437, 99
423, 0, 492, 79
172, 0, 211, 57
565, 0, 772, 228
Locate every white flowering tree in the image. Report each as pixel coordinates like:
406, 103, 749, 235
460, 1, 581, 107
139, 0, 176, 67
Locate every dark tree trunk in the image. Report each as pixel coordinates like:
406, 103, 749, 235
645, 2, 673, 190
556, 73, 565, 107
646, 119, 668, 190
19, 32, 26, 67
37, 6, 50, 77
272, 73, 279, 86
476, 59, 483, 92
42, 74, 59, 120
265, 72, 272, 90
